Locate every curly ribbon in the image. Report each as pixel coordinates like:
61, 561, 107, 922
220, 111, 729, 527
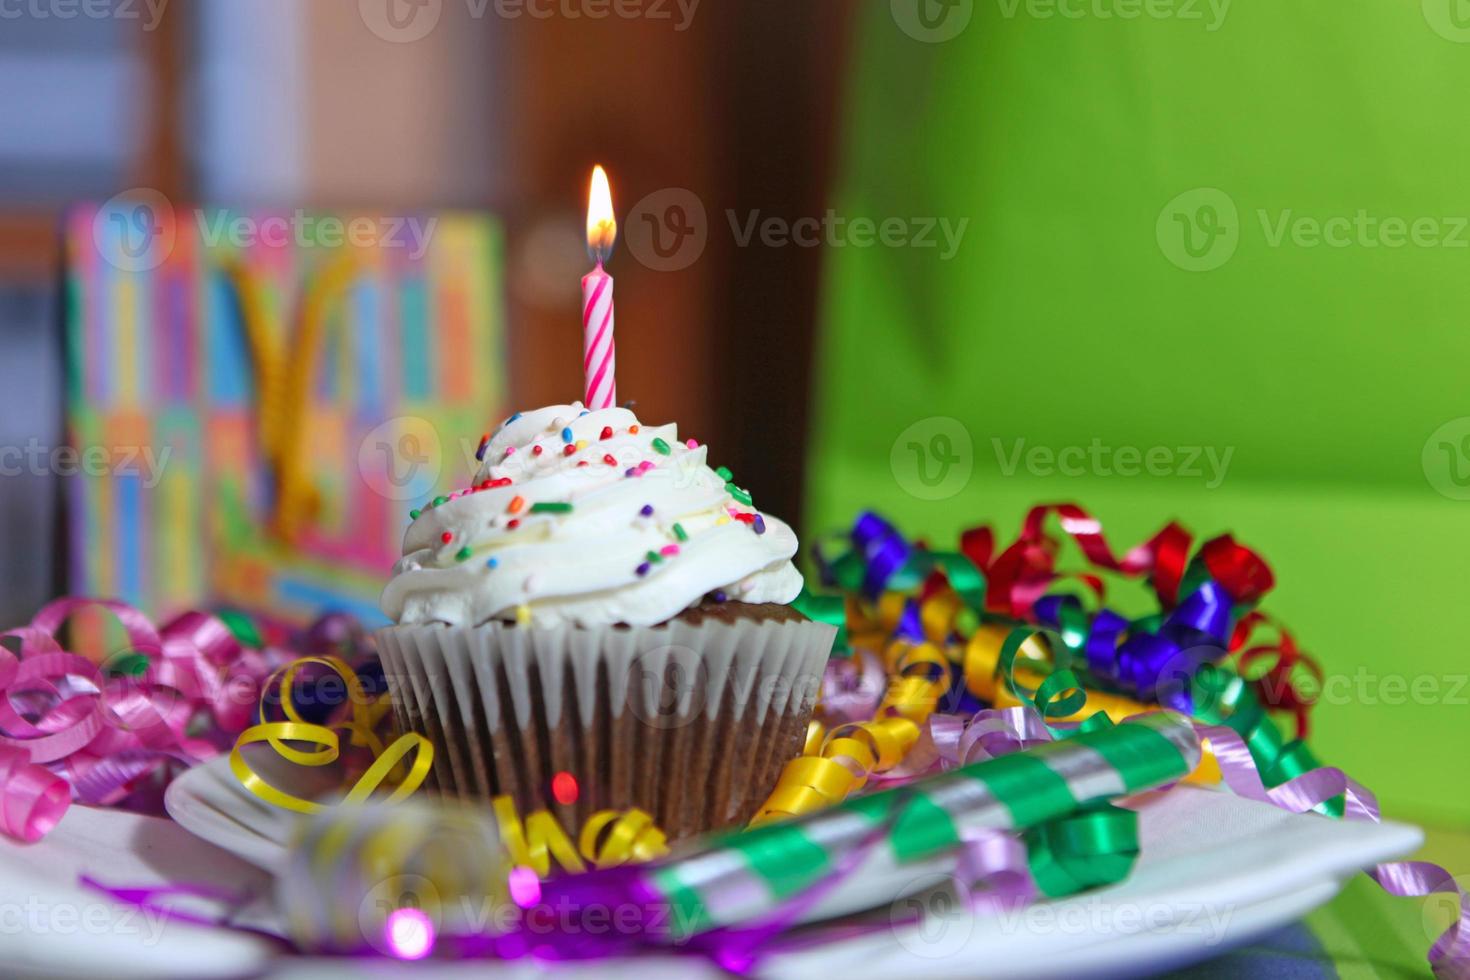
489, 795, 669, 877
1198, 719, 1469, 976
751, 636, 952, 825
822, 506, 1319, 737
227, 655, 432, 815
0, 746, 69, 842
0, 597, 274, 841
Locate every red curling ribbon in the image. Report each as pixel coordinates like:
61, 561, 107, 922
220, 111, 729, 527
1199, 534, 1274, 604
970, 504, 1193, 617
1229, 611, 1323, 738
0, 597, 277, 841
960, 504, 1320, 735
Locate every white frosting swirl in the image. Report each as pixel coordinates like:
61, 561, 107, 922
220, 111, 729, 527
381, 403, 805, 628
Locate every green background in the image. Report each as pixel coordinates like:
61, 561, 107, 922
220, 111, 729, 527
808, 0, 1470, 841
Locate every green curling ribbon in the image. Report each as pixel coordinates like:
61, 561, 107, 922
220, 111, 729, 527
927, 551, 988, 624
996, 625, 1091, 721
1025, 803, 1140, 898
792, 586, 849, 656
1192, 664, 1343, 818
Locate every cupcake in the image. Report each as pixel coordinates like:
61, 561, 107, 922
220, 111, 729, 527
377, 403, 835, 839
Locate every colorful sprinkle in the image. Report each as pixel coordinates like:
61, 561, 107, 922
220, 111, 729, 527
727, 483, 753, 506
508, 495, 525, 514
515, 604, 531, 626
409, 508, 421, 519
711, 589, 728, 603
576, 439, 588, 450
645, 550, 662, 564
561, 427, 574, 443
504, 446, 516, 457
603, 453, 617, 466
651, 438, 671, 455
660, 544, 680, 557
732, 512, 756, 524
507, 518, 521, 530
714, 466, 732, 481
486, 557, 499, 569
563, 444, 577, 457
752, 515, 766, 535
475, 434, 490, 461
635, 561, 652, 577
637, 460, 655, 473
455, 546, 472, 561
440, 531, 453, 543
686, 439, 698, 449
624, 468, 638, 477
530, 501, 573, 513
432, 495, 449, 507
532, 444, 544, 456
639, 504, 654, 517
717, 515, 731, 526
672, 522, 688, 541
629, 424, 640, 434
600, 426, 613, 440
506, 412, 522, 425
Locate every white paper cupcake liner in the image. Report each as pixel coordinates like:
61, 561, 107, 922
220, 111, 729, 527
376, 617, 835, 839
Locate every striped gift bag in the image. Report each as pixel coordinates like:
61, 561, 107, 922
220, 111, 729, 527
63, 201, 507, 626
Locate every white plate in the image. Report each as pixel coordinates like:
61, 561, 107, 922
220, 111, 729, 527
165, 748, 1424, 978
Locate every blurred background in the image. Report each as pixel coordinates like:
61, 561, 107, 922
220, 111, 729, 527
2, 0, 1467, 964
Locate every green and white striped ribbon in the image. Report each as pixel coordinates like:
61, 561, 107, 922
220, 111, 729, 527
651, 711, 1200, 936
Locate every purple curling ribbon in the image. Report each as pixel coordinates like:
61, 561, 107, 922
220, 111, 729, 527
1037, 580, 1236, 713
851, 511, 911, 598
1199, 720, 1470, 977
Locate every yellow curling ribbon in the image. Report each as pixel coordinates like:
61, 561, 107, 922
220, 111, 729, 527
752, 631, 952, 825
493, 795, 586, 877
578, 808, 669, 866
228, 656, 434, 815
491, 796, 667, 876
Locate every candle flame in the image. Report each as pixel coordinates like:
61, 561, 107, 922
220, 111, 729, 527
586, 165, 617, 264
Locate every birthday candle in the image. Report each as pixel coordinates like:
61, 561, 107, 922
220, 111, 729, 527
582, 165, 617, 409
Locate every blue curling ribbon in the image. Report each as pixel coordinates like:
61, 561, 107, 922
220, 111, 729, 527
1035, 579, 1238, 713
850, 511, 912, 598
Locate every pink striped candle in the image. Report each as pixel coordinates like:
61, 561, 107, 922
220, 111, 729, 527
583, 165, 618, 409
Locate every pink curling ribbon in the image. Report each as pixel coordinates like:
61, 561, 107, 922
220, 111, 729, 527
0, 598, 273, 841
1199, 721, 1470, 978
0, 746, 69, 842
817, 649, 888, 724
